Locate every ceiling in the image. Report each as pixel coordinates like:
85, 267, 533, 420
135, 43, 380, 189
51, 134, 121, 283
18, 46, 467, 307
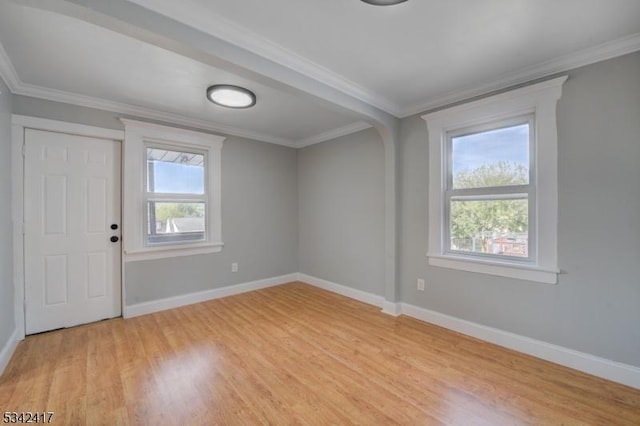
1, 0, 640, 147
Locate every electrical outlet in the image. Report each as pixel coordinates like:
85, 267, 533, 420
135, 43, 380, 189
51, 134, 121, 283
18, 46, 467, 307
417, 278, 425, 291
232, 262, 239, 273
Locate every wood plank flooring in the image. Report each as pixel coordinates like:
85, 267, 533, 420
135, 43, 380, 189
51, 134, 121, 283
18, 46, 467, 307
1, 282, 639, 425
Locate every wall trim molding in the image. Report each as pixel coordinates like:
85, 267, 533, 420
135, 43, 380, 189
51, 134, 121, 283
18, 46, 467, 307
0, 329, 20, 377
3, 29, 638, 147
381, 301, 402, 317
400, 303, 640, 390
400, 32, 640, 117
297, 121, 372, 148
0, 42, 20, 93
0, 41, 296, 147
296, 275, 640, 390
17, 82, 298, 147
124, 273, 298, 318
0, 40, 369, 149
297, 273, 385, 309
12, 114, 125, 140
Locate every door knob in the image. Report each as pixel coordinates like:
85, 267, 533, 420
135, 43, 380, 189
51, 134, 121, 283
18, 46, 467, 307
111, 224, 118, 230
110, 236, 119, 243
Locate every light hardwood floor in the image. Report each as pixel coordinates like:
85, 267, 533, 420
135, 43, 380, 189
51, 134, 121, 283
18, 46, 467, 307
1, 282, 639, 425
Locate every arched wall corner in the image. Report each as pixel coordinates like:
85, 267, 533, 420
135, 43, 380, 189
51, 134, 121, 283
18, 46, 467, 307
372, 120, 402, 317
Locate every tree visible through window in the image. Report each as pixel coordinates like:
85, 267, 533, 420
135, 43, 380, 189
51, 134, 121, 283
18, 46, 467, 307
423, 76, 564, 283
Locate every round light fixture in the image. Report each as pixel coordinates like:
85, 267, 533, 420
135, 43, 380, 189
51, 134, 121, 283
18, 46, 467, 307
361, 0, 408, 5
206, 84, 256, 108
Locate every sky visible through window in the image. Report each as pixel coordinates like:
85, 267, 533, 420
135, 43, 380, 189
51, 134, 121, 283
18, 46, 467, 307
452, 123, 529, 175
151, 162, 204, 194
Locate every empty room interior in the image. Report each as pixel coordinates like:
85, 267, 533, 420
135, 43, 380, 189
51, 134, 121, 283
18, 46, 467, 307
1, 0, 640, 424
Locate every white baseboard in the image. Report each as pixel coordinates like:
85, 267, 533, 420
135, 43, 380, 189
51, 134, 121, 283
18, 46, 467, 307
295, 274, 640, 390
122, 271, 640, 390
297, 273, 385, 308
381, 301, 402, 317
400, 302, 640, 390
124, 273, 298, 318
0, 328, 20, 377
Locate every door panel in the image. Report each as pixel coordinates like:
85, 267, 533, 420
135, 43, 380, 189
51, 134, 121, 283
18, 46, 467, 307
24, 129, 121, 334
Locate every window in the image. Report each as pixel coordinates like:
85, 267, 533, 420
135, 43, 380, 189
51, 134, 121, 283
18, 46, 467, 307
447, 117, 533, 261
422, 76, 566, 284
145, 147, 206, 245
122, 120, 224, 261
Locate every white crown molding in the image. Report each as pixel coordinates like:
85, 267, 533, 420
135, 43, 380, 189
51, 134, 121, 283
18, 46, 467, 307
0, 39, 299, 147
128, 0, 403, 117
0, 42, 20, 92
3, 13, 640, 142
400, 32, 640, 117
14, 82, 298, 147
1, 37, 367, 149
297, 121, 372, 148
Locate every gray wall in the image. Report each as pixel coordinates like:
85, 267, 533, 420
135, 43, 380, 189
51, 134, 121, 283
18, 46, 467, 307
0, 78, 14, 349
298, 128, 385, 296
399, 52, 640, 367
12, 96, 299, 305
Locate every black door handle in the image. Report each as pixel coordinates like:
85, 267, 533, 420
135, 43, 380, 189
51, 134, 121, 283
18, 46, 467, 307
111, 224, 118, 230
110, 236, 119, 243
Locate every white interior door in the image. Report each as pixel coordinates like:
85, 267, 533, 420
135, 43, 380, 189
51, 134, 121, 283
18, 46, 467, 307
24, 128, 122, 334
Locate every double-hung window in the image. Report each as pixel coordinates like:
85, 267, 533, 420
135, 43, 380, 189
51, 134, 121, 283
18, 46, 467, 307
145, 146, 207, 245
446, 116, 534, 260
122, 119, 224, 261
423, 76, 566, 284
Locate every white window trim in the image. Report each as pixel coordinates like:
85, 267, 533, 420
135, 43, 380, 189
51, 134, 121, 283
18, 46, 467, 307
121, 119, 224, 262
422, 76, 567, 284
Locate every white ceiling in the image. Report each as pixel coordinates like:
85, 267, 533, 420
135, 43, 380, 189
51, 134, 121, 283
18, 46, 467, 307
1, 0, 640, 146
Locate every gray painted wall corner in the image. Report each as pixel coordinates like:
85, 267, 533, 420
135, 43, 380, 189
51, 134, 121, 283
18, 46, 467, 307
298, 128, 386, 297
0, 78, 15, 349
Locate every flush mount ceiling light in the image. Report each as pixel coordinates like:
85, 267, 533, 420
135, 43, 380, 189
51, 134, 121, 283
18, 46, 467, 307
361, 0, 408, 5
206, 84, 256, 108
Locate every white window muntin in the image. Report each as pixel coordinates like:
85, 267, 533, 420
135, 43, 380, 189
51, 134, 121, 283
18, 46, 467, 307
143, 141, 209, 247
443, 115, 536, 264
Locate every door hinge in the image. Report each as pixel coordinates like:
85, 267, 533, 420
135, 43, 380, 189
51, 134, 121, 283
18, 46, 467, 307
22, 222, 26, 235
21, 142, 25, 157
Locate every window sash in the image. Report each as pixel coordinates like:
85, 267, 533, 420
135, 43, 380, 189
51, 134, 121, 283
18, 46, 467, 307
143, 143, 209, 247
444, 116, 536, 263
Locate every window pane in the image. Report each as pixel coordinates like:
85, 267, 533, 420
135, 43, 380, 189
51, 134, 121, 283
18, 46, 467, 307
450, 199, 528, 258
147, 148, 204, 194
452, 123, 529, 189
147, 201, 205, 244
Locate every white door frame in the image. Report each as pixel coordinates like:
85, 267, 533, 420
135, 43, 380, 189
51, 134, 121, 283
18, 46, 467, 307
12, 115, 125, 340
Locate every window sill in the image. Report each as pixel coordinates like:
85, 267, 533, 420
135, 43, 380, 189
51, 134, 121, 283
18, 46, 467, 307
125, 242, 224, 262
427, 253, 558, 284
